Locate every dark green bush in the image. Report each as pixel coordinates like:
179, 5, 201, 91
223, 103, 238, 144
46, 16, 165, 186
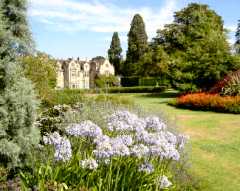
121, 77, 139, 87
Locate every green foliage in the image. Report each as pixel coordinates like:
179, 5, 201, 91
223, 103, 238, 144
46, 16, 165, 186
0, 0, 40, 167
139, 77, 170, 87
153, 3, 239, 90
22, 52, 57, 103
138, 45, 171, 78
125, 14, 149, 76
108, 32, 123, 75
95, 74, 120, 88
37, 105, 71, 136
1, 0, 33, 54
43, 89, 86, 107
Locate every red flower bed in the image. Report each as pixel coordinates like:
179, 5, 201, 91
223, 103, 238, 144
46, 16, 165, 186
175, 93, 240, 114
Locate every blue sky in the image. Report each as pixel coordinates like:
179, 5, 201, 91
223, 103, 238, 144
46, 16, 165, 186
29, 0, 239, 59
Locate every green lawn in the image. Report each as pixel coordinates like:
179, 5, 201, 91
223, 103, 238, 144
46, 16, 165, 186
105, 91, 240, 191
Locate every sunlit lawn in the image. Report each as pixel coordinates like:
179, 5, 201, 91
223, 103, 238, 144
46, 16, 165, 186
104, 91, 240, 191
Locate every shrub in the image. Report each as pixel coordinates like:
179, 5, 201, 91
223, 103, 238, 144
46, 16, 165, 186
21, 52, 57, 102
0, 1, 40, 167
172, 93, 240, 114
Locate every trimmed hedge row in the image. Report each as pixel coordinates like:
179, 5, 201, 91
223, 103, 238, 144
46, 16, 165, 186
170, 93, 240, 114
103, 86, 166, 93
121, 77, 169, 87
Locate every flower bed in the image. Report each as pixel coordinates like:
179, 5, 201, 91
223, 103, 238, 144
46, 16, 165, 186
172, 93, 240, 114
19, 103, 190, 190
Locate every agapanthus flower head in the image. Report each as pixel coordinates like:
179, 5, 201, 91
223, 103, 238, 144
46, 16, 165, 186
43, 131, 62, 145
80, 158, 98, 170
159, 175, 172, 189
131, 144, 149, 158
66, 120, 102, 138
138, 162, 154, 174
107, 110, 146, 132
115, 135, 133, 146
145, 116, 167, 132
43, 132, 72, 162
93, 135, 131, 159
54, 138, 72, 162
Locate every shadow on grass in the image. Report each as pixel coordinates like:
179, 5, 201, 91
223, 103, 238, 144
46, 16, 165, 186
137, 90, 180, 99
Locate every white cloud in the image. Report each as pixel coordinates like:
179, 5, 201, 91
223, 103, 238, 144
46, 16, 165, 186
29, 0, 178, 39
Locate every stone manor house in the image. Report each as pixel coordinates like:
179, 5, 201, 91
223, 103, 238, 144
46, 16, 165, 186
56, 57, 115, 89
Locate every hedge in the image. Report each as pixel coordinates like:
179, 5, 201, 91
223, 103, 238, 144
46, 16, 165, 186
104, 86, 166, 93
120, 77, 169, 87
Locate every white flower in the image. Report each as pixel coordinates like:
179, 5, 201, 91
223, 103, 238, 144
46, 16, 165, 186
159, 175, 172, 189
66, 120, 102, 138
107, 110, 146, 132
131, 144, 149, 158
80, 158, 98, 170
145, 116, 167, 131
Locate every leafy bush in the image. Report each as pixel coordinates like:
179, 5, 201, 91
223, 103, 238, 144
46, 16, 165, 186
22, 52, 57, 102
37, 105, 71, 135
171, 93, 240, 114
20, 102, 190, 190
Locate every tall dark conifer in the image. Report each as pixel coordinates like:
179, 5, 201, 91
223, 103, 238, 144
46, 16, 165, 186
108, 32, 122, 75
125, 14, 148, 76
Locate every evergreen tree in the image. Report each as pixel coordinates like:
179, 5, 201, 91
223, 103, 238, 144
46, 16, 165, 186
235, 20, 240, 54
1, 0, 33, 55
125, 14, 148, 76
108, 32, 122, 75
0, 0, 39, 167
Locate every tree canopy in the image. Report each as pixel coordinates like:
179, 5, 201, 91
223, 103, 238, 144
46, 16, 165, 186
125, 14, 148, 76
153, 3, 239, 90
